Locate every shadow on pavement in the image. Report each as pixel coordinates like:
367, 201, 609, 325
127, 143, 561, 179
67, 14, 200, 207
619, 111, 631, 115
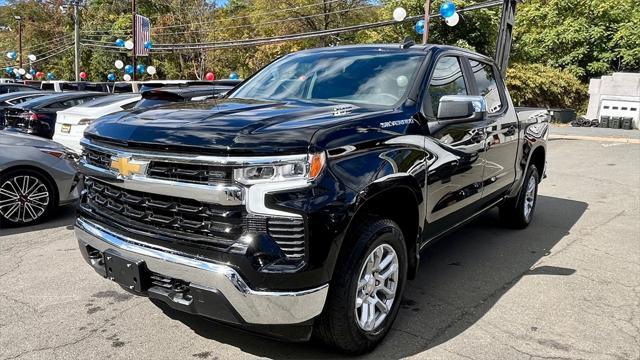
0, 204, 76, 237
153, 195, 588, 359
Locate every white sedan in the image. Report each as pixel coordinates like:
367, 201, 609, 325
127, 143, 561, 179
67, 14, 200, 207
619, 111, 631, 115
53, 93, 141, 153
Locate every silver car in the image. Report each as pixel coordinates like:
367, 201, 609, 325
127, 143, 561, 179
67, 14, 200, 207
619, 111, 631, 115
0, 130, 79, 227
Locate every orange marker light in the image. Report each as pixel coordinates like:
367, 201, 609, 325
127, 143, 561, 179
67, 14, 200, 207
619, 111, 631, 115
309, 152, 326, 180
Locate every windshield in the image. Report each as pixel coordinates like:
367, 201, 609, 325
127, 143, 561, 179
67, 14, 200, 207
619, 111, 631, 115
230, 50, 424, 107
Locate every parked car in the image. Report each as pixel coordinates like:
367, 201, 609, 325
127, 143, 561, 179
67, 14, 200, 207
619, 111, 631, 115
75, 44, 548, 354
133, 84, 236, 108
53, 93, 141, 153
0, 83, 39, 94
0, 91, 49, 127
40, 81, 110, 93
0, 130, 79, 227
2, 91, 108, 139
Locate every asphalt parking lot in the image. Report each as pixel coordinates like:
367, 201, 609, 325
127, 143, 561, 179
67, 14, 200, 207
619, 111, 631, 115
1, 129, 639, 360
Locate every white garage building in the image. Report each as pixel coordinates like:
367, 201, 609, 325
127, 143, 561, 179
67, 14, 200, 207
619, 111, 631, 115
586, 72, 640, 129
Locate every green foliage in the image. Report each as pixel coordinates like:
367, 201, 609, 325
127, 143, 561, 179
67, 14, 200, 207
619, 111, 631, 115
513, 0, 640, 80
506, 63, 588, 112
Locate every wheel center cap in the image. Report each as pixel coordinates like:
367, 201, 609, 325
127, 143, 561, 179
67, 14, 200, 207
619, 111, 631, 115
365, 276, 376, 294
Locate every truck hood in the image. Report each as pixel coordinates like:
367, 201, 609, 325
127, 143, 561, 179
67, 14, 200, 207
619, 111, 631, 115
86, 98, 389, 155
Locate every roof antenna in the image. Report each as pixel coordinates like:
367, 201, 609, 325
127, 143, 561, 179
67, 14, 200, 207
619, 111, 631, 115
401, 36, 415, 49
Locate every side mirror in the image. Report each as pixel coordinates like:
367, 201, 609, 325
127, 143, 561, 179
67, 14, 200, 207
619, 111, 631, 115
437, 95, 487, 123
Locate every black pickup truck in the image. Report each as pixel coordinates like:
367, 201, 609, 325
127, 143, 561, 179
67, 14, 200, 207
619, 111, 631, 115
75, 44, 548, 354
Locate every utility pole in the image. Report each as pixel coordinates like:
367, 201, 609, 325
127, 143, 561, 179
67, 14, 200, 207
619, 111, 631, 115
132, 0, 137, 81
422, 0, 430, 44
73, 1, 81, 81
14, 16, 22, 69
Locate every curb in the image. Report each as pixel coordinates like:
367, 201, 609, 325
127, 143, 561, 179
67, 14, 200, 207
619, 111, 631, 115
549, 134, 640, 144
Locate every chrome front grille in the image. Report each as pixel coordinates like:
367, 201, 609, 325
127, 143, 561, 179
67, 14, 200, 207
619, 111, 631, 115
267, 218, 306, 259
82, 178, 245, 247
147, 161, 232, 185
85, 148, 112, 169
79, 140, 308, 261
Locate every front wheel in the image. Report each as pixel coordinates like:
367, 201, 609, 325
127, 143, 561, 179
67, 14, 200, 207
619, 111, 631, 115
314, 218, 407, 354
499, 164, 539, 228
0, 169, 54, 227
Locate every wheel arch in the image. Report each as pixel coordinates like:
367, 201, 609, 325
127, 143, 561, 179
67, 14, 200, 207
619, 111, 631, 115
338, 182, 423, 281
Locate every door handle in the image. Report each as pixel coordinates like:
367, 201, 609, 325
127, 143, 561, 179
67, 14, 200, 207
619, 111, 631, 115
505, 125, 517, 137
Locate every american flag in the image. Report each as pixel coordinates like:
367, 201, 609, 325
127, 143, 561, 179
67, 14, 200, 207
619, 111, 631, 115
135, 14, 151, 57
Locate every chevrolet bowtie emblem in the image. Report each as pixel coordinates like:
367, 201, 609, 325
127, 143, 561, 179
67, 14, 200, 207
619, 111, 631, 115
110, 157, 146, 177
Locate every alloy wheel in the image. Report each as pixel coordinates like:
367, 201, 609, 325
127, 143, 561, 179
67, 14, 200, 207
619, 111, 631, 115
523, 174, 536, 220
354, 243, 399, 332
0, 175, 50, 224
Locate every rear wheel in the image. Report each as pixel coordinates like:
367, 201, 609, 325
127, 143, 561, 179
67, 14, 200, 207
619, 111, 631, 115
314, 218, 407, 354
499, 165, 539, 228
0, 169, 54, 227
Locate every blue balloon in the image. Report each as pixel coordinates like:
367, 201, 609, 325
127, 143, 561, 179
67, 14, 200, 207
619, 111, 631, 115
30, 68, 36, 75
107, 73, 116, 81
5, 66, 12, 74
8, 51, 17, 60
440, 1, 457, 18
415, 19, 425, 35
47, 72, 55, 80
124, 65, 134, 75
229, 71, 239, 80
115, 38, 125, 47
143, 40, 153, 49
16, 75, 22, 80
136, 64, 145, 74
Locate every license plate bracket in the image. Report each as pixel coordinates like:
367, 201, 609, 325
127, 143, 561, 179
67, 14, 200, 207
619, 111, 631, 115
103, 250, 146, 292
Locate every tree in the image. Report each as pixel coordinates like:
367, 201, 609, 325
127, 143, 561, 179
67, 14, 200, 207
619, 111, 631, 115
512, 0, 640, 80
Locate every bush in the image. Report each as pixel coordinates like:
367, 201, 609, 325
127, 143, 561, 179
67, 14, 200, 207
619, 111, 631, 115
506, 63, 588, 112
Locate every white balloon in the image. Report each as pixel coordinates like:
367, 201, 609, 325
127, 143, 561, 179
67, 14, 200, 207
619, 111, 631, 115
28, 54, 36, 61
146, 65, 156, 75
393, 7, 407, 22
124, 40, 134, 50
25, 73, 32, 79
12, 68, 19, 74
123, 74, 132, 81
445, 12, 460, 26
114, 60, 124, 69
18, 68, 26, 75
6, 52, 12, 59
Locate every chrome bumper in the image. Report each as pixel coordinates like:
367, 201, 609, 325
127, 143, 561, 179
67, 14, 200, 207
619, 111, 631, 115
75, 217, 328, 325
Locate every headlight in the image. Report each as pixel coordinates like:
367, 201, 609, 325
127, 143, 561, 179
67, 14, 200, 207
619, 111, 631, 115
233, 152, 326, 185
37, 146, 78, 161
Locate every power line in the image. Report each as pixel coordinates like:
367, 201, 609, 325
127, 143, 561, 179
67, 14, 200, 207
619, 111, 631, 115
153, 4, 380, 37
31, 45, 74, 64
23, 34, 74, 53
152, 0, 503, 51
31, 41, 75, 59
153, 0, 355, 30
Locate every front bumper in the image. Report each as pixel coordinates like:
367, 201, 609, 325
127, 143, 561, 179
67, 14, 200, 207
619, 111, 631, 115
75, 217, 329, 326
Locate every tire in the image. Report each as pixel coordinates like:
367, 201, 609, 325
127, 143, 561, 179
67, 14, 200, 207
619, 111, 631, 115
314, 218, 407, 354
499, 165, 539, 229
0, 169, 55, 227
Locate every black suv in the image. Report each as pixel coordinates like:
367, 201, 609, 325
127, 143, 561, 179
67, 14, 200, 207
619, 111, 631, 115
75, 44, 548, 354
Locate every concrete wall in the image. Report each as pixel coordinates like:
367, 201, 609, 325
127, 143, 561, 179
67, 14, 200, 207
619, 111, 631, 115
586, 73, 640, 127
